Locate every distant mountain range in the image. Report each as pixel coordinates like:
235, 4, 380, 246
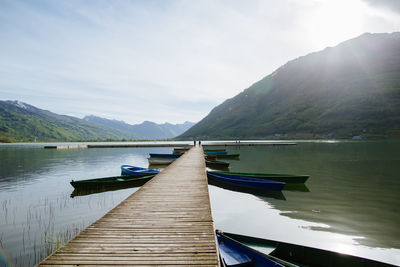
180, 32, 400, 139
83, 115, 194, 140
0, 100, 194, 142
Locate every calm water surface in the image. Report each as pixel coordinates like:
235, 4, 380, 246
0, 141, 399, 266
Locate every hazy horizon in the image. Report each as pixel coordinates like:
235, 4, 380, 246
1, 0, 399, 124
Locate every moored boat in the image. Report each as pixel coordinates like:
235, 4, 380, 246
215, 153, 240, 159
208, 171, 309, 184
204, 148, 227, 152
205, 160, 230, 168
218, 231, 397, 267
148, 157, 176, 165
205, 151, 228, 155
173, 147, 192, 153
121, 165, 160, 176
149, 153, 181, 158
207, 172, 285, 191
71, 178, 151, 197
205, 154, 217, 160
70, 174, 155, 189
217, 231, 285, 267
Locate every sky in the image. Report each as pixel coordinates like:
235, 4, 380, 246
0, 0, 399, 124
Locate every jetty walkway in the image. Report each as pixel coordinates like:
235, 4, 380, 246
38, 146, 220, 266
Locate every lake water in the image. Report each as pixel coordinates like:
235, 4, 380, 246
0, 141, 399, 266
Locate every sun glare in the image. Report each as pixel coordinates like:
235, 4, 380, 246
305, 0, 367, 49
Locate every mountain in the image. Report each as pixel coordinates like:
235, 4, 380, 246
83, 115, 195, 140
0, 100, 136, 142
180, 32, 400, 139
0, 101, 194, 142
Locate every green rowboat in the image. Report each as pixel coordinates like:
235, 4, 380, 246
215, 153, 240, 159
70, 174, 155, 189
219, 231, 396, 267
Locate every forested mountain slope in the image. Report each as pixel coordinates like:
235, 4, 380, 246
180, 32, 400, 139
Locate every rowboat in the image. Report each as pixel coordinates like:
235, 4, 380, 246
121, 165, 160, 176
205, 160, 230, 168
70, 179, 149, 197
215, 153, 240, 159
208, 171, 309, 184
207, 172, 285, 191
173, 147, 192, 153
204, 148, 226, 152
70, 174, 154, 189
205, 151, 228, 155
218, 231, 397, 267
217, 232, 284, 267
205, 154, 217, 160
217, 231, 285, 267
148, 157, 176, 165
149, 153, 181, 158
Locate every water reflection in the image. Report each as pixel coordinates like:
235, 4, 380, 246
283, 183, 309, 192
1, 141, 399, 266
222, 142, 400, 259
208, 179, 286, 200
70, 178, 149, 198
0, 145, 172, 266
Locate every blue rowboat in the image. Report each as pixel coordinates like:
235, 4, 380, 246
207, 172, 285, 191
121, 165, 160, 176
149, 153, 182, 158
217, 231, 285, 267
219, 231, 397, 267
208, 171, 309, 184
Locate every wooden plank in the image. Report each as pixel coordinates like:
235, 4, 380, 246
38, 146, 219, 266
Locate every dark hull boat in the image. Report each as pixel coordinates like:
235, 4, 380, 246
173, 147, 192, 153
218, 231, 397, 267
205, 151, 228, 155
217, 231, 285, 267
215, 154, 240, 159
71, 177, 150, 197
204, 148, 227, 152
206, 160, 230, 168
70, 174, 154, 189
121, 165, 160, 176
207, 172, 285, 191
148, 157, 176, 165
209, 171, 309, 184
205, 154, 217, 160
149, 153, 181, 158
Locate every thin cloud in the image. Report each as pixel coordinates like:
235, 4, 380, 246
362, 0, 400, 14
0, 0, 398, 124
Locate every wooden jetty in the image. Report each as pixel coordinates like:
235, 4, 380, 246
38, 146, 220, 266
